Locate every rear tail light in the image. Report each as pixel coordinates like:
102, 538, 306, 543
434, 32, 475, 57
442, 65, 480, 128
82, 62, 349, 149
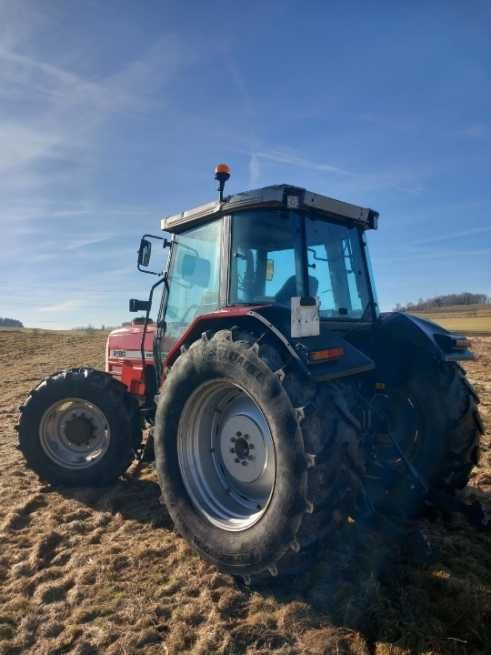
308, 347, 344, 363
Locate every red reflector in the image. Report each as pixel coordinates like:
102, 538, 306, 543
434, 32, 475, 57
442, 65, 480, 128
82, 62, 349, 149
309, 347, 345, 363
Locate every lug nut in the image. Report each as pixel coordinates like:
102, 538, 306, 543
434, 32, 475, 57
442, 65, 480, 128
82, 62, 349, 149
236, 431, 242, 436
231, 437, 236, 442
234, 458, 240, 463
249, 444, 255, 450
230, 448, 235, 454
241, 461, 247, 466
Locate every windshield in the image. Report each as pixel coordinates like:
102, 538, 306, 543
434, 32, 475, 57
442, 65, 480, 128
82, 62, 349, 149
230, 209, 373, 320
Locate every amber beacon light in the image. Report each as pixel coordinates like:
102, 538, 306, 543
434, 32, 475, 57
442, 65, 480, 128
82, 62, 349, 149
214, 163, 231, 202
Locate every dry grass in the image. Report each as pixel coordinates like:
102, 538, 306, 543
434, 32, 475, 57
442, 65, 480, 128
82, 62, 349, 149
413, 304, 491, 335
0, 329, 490, 654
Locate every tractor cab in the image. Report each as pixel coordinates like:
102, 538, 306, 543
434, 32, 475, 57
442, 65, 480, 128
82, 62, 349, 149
134, 170, 380, 374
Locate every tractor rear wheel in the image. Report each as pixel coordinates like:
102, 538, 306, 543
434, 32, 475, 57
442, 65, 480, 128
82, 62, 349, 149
154, 329, 364, 581
18, 368, 142, 486
366, 361, 483, 517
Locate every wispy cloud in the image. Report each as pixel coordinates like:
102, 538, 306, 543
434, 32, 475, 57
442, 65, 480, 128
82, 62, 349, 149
253, 149, 354, 177
249, 148, 424, 194
0, 28, 187, 201
65, 235, 115, 250
378, 247, 491, 263
39, 299, 86, 313
409, 225, 491, 247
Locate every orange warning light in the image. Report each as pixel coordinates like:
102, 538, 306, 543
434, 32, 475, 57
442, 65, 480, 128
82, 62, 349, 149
214, 163, 231, 177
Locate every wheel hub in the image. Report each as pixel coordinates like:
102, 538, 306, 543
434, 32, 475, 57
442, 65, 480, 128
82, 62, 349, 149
177, 380, 276, 531
220, 414, 267, 483
39, 398, 110, 469
63, 413, 97, 447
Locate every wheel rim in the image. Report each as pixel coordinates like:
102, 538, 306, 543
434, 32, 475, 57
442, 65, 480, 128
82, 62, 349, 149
177, 380, 276, 532
39, 398, 111, 470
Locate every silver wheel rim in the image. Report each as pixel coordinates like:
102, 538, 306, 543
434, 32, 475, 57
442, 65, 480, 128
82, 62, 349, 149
177, 380, 276, 531
39, 398, 111, 469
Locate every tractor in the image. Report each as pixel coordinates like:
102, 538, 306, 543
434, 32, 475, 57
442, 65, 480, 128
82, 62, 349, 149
18, 165, 484, 580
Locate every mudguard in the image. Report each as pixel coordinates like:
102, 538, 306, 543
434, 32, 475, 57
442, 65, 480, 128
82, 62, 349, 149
378, 312, 475, 363
165, 305, 375, 383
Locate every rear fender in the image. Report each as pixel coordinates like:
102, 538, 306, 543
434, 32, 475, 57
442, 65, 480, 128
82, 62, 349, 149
374, 312, 475, 384
165, 307, 375, 382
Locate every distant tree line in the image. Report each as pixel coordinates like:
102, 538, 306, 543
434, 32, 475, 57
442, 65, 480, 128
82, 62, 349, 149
71, 325, 114, 331
395, 292, 490, 312
0, 317, 24, 328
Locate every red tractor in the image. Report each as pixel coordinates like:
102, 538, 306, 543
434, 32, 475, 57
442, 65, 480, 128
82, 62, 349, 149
18, 165, 484, 581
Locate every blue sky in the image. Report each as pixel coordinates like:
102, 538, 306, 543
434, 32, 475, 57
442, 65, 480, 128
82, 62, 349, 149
2, 0, 490, 328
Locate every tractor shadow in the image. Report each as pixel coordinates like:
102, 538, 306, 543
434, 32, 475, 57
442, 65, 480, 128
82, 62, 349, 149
262, 486, 491, 655
58, 466, 491, 655
58, 463, 173, 530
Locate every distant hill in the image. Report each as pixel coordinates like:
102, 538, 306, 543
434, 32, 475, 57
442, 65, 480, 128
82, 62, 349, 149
395, 292, 489, 313
0, 317, 24, 328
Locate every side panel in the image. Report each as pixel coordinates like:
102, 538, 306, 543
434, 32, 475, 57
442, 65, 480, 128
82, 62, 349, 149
106, 324, 156, 396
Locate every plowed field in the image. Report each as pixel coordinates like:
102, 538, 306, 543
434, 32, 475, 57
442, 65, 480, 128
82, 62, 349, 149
0, 330, 489, 655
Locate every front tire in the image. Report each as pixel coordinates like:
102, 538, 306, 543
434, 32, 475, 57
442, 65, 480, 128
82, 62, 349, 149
18, 368, 142, 486
155, 329, 364, 580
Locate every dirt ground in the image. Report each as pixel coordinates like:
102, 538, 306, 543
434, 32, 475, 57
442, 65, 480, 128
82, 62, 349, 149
0, 330, 490, 655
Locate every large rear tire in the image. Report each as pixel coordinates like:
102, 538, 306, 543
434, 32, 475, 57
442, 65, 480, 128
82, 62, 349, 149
18, 368, 142, 486
154, 329, 365, 580
366, 361, 483, 517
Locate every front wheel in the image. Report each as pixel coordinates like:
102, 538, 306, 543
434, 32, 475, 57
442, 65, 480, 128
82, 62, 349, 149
18, 368, 142, 486
155, 329, 364, 581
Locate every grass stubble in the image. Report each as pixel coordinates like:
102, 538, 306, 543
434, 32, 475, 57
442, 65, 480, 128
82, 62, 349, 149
0, 329, 489, 655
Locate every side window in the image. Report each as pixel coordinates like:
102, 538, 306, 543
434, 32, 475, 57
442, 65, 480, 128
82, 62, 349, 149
306, 220, 368, 319
230, 211, 299, 306
164, 220, 221, 350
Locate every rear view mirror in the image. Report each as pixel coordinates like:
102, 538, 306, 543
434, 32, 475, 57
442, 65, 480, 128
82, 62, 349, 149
137, 233, 171, 275
129, 298, 151, 313
138, 239, 152, 267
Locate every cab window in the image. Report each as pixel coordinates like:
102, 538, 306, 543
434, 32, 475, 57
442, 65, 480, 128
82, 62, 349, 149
164, 220, 222, 350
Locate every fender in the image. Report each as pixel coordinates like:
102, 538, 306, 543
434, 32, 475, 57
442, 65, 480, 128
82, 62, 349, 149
165, 305, 375, 382
377, 311, 475, 363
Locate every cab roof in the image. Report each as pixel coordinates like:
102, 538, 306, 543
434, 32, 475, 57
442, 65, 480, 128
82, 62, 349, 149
161, 184, 379, 234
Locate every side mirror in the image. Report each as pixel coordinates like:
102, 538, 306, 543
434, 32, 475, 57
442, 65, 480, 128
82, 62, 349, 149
129, 298, 151, 313
138, 239, 152, 267
137, 234, 171, 275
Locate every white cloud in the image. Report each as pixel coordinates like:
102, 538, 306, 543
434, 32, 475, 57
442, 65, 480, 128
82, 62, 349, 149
248, 153, 261, 187
38, 299, 85, 313
65, 235, 115, 250
248, 147, 424, 195
253, 149, 354, 177
409, 225, 491, 247
0, 122, 61, 174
